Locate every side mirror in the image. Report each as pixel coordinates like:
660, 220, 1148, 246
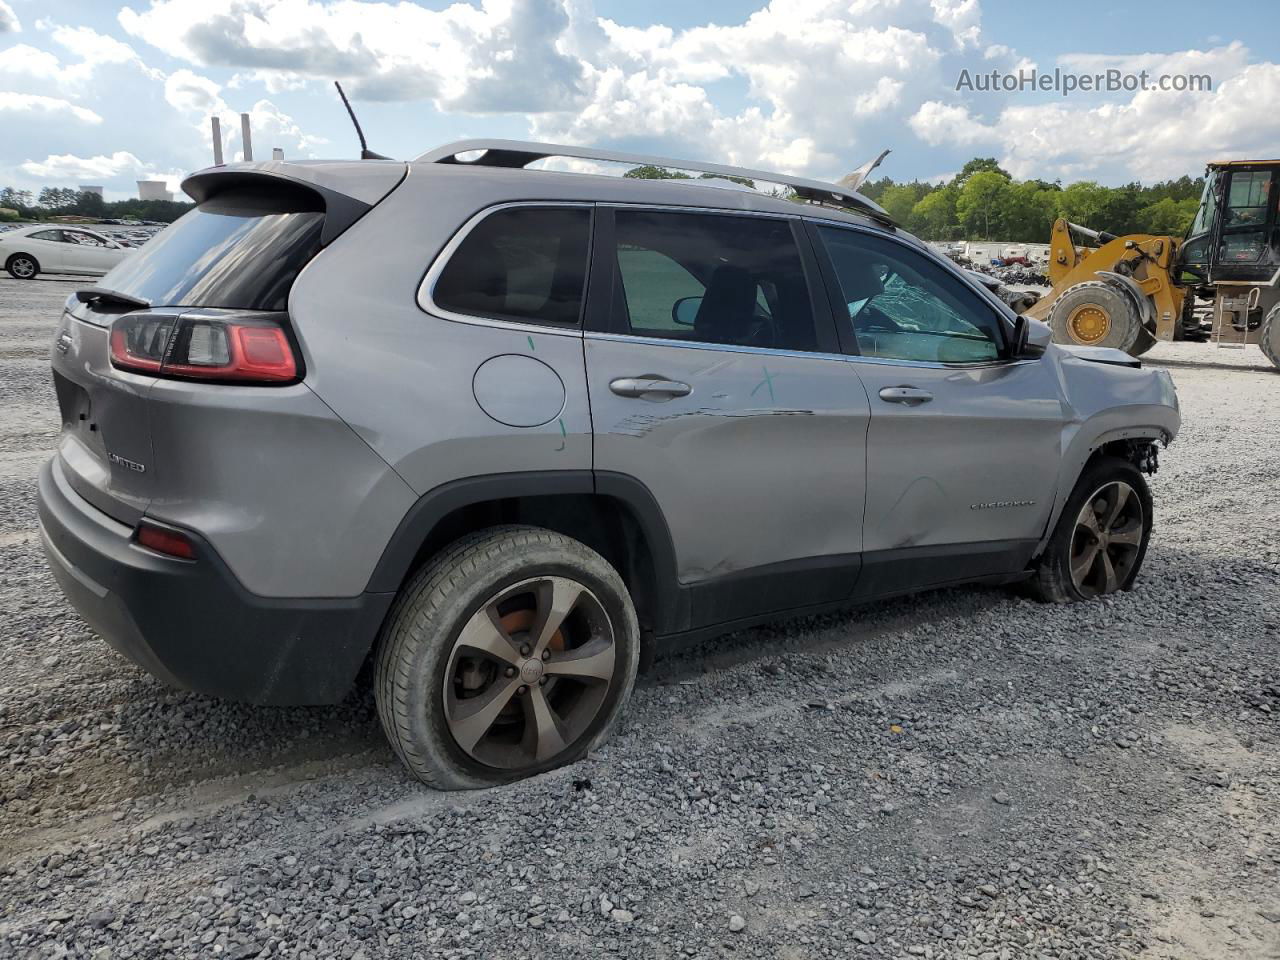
671, 296, 701, 327
1012, 314, 1029, 356
1010, 314, 1049, 359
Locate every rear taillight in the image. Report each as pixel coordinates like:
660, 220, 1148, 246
134, 520, 197, 560
110, 314, 300, 384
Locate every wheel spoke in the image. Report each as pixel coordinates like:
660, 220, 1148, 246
454, 607, 521, 666
530, 577, 584, 657
522, 684, 569, 762
447, 677, 521, 753
1099, 550, 1119, 593
1071, 542, 1100, 585
1109, 517, 1144, 548
1078, 507, 1102, 537
1102, 484, 1131, 530
545, 639, 615, 682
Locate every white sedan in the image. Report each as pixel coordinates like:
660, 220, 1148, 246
1, 225, 134, 280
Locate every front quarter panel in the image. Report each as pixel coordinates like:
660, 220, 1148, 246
1039, 345, 1179, 549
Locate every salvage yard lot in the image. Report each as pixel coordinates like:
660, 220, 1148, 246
1, 275, 1278, 960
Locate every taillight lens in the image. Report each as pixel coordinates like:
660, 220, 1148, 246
110, 314, 300, 384
135, 520, 197, 560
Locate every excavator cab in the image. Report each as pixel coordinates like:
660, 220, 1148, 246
1180, 161, 1280, 285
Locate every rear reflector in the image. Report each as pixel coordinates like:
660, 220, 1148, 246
110, 314, 299, 384
135, 521, 197, 560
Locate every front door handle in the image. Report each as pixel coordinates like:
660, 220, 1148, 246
878, 385, 933, 404
609, 377, 693, 399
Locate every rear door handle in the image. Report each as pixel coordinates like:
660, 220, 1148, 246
878, 386, 933, 404
609, 377, 692, 399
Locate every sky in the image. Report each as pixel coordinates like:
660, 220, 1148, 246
0, 0, 1277, 201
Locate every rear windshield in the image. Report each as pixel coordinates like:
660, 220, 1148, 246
98, 189, 323, 310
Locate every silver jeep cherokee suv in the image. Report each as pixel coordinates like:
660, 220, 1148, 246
38, 140, 1179, 789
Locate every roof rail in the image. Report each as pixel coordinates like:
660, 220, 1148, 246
416, 139, 895, 226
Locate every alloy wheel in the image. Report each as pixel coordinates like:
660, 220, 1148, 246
1069, 481, 1144, 596
11, 258, 35, 279
442, 575, 616, 770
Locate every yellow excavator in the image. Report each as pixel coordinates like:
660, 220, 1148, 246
1022, 159, 1280, 369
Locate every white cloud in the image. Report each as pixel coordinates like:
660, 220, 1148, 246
0, 91, 102, 124
909, 100, 997, 145
19, 150, 187, 194
0, 1, 19, 34
0, 44, 61, 80
120, 0, 585, 110
913, 43, 1280, 182
116, 0, 991, 177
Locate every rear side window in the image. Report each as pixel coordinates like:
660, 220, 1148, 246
433, 206, 590, 327
96, 187, 323, 310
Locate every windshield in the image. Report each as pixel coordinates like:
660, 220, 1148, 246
1188, 170, 1222, 238
98, 190, 323, 310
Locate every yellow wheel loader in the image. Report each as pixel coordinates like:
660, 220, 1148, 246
1023, 160, 1280, 369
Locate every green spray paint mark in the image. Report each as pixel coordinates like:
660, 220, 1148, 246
554, 417, 566, 452
527, 335, 536, 351
750, 365, 776, 403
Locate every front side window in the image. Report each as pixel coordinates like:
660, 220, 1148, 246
610, 209, 819, 352
30, 230, 63, 242
66, 231, 109, 247
817, 226, 1003, 364
434, 206, 590, 327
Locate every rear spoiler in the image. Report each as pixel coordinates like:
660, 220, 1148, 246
182, 160, 407, 246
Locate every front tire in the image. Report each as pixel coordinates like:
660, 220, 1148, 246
1025, 456, 1153, 603
6, 254, 39, 280
1048, 281, 1142, 353
374, 525, 640, 789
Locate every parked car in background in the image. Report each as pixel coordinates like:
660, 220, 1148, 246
37, 141, 1179, 790
1, 225, 134, 279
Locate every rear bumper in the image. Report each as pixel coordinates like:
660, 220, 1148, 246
36, 457, 394, 705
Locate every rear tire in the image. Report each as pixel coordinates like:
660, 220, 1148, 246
1048, 281, 1142, 353
1261, 303, 1280, 371
1025, 456, 1153, 603
5, 254, 39, 280
374, 525, 640, 790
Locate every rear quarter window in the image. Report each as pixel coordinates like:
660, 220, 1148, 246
431, 206, 591, 327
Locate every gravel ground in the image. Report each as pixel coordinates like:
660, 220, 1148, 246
1, 276, 1278, 960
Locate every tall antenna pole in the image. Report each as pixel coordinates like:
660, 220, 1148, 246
240, 113, 253, 162
211, 117, 223, 165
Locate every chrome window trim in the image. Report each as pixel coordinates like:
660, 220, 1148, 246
601, 201, 804, 221
584, 330, 1031, 371
416, 200, 593, 338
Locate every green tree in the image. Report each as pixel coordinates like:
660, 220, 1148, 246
74, 190, 106, 217
909, 188, 957, 240
956, 170, 1011, 239
955, 157, 1010, 187
623, 165, 691, 180
1136, 196, 1195, 235
1056, 181, 1110, 227
878, 184, 921, 224
1002, 180, 1059, 242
